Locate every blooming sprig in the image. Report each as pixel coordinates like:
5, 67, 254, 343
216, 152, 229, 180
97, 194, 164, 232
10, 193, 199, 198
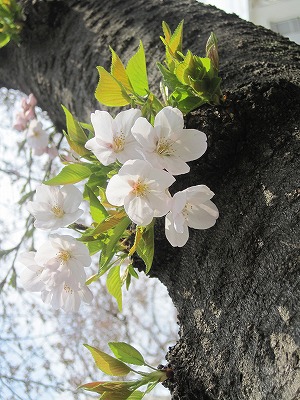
85, 108, 142, 165
13, 93, 58, 158
27, 184, 84, 230
19, 22, 221, 317
132, 106, 207, 175
106, 159, 175, 226
19, 236, 93, 312
165, 185, 219, 247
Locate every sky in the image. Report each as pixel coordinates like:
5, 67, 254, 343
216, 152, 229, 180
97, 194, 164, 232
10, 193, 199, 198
199, 0, 249, 20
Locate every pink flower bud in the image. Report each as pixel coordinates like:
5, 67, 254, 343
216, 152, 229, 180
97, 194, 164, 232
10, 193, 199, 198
24, 107, 36, 121
13, 112, 27, 131
28, 93, 37, 107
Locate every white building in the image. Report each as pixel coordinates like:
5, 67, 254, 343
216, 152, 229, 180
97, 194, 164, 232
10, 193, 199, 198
199, 0, 300, 44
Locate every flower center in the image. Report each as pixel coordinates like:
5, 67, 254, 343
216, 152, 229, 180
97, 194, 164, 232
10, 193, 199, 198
112, 132, 125, 153
156, 138, 174, 156
51, 205, 64, 218
182, 202, 193, 220
64, 284, 73, 294
131, 179, 148, 197
57, 250, 71, 264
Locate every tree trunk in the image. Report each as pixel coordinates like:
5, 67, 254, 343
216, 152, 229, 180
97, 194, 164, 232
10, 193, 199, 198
1, 0, 299, 399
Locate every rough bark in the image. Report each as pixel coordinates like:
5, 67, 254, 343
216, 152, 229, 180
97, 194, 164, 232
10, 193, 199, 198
1, 1, 299, 399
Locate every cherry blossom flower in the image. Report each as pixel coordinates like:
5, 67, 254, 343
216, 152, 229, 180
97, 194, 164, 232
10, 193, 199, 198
18, 246, 93, 312
165, 185, 219, 247
27, 184, 84, 230
26, 119, 49, 154
131, 106, 207, 175
34, 235, 91, 286
106, 159, 175, 226
85, 108, 143, 165
41, 280, 93, 313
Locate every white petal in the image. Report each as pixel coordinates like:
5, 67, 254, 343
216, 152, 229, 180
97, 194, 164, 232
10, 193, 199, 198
124, 195, 154, 226
146, 192, 171, 217
116, 142, 144, 164
91, 110, 114, 141
173, 129, 207, 161
18, 251, 39, 271
160, 155, 190, 175
60, 210, 84, 227
106, 174, 132, 206
20, 266, 46, 292
187, 200, 219, 229
185, 185, 215, 203
171, 191, 187, 214
131, 118, 158, 151
165, 212, 189, 247
61, 185, 83, 213
85, 137, 116, 165
154, 107, 184, 137
79, 285, 94, 304
147, 167, 175, 190
114, 108, 142, 137
35, 242, 57, 266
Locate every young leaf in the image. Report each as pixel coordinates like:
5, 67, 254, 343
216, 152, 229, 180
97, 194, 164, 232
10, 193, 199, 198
61, 105, 89, 156
95, 66, 131, 106
126, 41, 149, 96
106, 265, 123, 311
110, 47, 132, 93
136, 223, 154, 273
99, 215, 131, 269
101, 390, 133, 400
78, 381, 107, 394
85, 185, 108, 224
84, 344, 131, 376
108, 342, 145, 366
92, 210, 127, 236
127, 390, 145, 400
169, 20, 184, 56
43, 164, 92, 185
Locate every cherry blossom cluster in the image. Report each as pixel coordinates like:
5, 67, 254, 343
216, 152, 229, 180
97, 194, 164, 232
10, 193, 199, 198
13, 93, 58, 158
19, 184, 93, 312
86, 106, 219, 247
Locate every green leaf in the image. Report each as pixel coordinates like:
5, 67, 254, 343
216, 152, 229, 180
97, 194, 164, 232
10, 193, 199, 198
86, 240, 104, 256
136, 223, 154, 274
61, 105, 90, 157
128, 265, 139, 279
0, 32, 10, 47
108, 342, 145, 366
127, 390, 145, 400
44, 164, 92, 185
101, 390, 133, 400
126, 41, 149, 96
110, 47, 132, 93
95, 66, 131, 106
169, 20, 184, 56
99, 215, 131, 269
84, 344, 131, 376
85, 185, 108, 224
106, 265, 123, 311
78, 381, 107, 394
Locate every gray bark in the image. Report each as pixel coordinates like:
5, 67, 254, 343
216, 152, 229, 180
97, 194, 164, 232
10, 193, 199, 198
1, 1, 299, 399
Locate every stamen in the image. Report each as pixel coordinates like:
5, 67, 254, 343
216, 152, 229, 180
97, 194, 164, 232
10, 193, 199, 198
51, 205, 64, 218
113, 132, 125, 153
64, 284, 73, 294
57, 250, 71, 263
156, 138, 174, 156
131, 179, 148, 197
